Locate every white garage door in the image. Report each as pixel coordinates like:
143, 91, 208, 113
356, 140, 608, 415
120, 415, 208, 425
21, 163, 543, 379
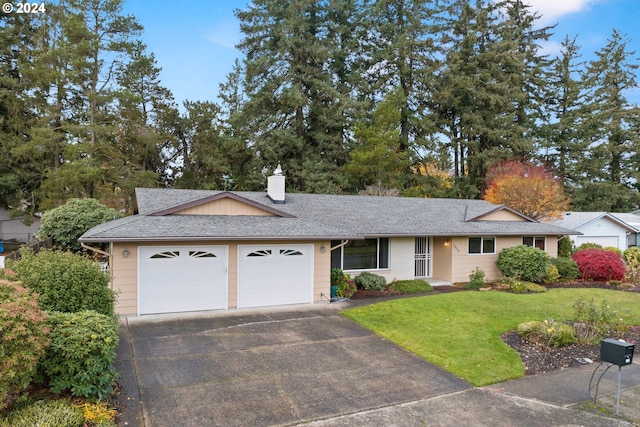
238, 244, 313, 308
138, 246, 228, 315
576, 236, 619, 248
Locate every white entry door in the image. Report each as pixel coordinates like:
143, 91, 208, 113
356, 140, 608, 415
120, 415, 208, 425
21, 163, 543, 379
237, 244, 313, 308
138, 246, 228, 314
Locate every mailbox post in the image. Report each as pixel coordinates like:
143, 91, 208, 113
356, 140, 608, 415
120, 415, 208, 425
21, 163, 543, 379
600, 338, 635, 415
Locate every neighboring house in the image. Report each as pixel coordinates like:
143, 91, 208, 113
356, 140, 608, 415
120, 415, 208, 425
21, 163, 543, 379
547, 212, 640, 251
80, 171, 577, 316
0, 208, 40, 245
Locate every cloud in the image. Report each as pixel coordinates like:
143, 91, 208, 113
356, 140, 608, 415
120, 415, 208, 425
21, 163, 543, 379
204, 21, 241, 49
521, 0, 605, 25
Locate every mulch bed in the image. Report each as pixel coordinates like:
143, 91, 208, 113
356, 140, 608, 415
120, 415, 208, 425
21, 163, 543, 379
351, 281, 640, 376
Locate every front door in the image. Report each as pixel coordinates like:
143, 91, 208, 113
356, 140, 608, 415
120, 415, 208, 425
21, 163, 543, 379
414, 237, 431, 278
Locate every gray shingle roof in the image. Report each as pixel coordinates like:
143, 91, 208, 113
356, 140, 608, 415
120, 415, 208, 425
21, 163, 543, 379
549, 212, 639, 232
80, 188, 577, 242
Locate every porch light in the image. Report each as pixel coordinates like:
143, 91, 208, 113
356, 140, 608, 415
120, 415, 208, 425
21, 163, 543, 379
444, 239, 451, 247
123, 249, 130, 258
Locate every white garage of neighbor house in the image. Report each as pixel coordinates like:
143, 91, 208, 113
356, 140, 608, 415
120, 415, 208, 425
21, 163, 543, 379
79, 170, 577, 316
548, 212, 640, 251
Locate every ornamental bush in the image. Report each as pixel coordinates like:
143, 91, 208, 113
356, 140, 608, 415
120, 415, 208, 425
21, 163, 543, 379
517, 320, 577, 347
9, 250, 115, 316
354, 272, 386, 290
0, 280, 49, 411
464, 267, 485, 290
330, 268, 356, 298
497, 245, 551, 283
623, 247, 640, 285
572, 298, 628, 343
550, 257, 580, 280
1, 399, 84, 427
389, 279, 433, 294
40, 311, 119, 400
571, 248, 626, 281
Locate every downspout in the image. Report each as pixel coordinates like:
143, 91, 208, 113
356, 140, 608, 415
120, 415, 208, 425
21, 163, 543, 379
330, 240, 350, 251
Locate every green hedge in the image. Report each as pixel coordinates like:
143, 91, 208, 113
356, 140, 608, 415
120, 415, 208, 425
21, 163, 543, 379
40, 311, 119, 400
389, 279, 433, 294
550, 257, 579, 280
9, 250, 116, 315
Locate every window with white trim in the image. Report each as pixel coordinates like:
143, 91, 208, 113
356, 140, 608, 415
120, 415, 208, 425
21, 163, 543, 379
331, 238, 389, 270
468, 237, 495, 254
523, 236, 545, 251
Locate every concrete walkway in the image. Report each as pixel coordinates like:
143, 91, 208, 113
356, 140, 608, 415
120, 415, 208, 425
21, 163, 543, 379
115, 301, 640, 427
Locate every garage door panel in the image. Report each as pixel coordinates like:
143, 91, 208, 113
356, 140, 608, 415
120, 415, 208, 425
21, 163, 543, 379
238, 245, 313, 309
139, 246, 228, 315
576, 236, 619, 248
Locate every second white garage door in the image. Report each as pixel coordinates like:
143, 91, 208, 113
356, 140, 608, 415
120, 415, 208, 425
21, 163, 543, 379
238, 244, 314, 308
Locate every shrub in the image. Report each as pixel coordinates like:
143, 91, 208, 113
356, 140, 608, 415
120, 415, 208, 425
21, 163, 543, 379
2, 399, 84, 427
517, 320, 577, 347
40, 311, 119, 400
550, 257, 580, 280
354, 272, 387, 291
37, 198, 121, 253
464, 267, 485, 290
575, 242, 602, 252
389, 279, 433, 294
542, 264, 560, 284
505, 277, 526, 293
571, 298, 628, 343
623, 247, 640, 285
572, 248, 626, 281
9, 250, 116, 315
603, 246, 622, 256
557, 236, 574, 258
77, 401, 117, 426
0, 280, 49, 411
497, 245, 551, 283
330, 268, 356, 298
524, 282, 547, 293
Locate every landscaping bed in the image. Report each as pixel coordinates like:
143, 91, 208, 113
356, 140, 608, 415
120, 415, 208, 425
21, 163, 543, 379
502, 325, 640, 375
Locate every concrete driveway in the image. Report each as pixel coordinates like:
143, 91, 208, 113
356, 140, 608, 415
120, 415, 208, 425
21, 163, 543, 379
115, 303, 471, 427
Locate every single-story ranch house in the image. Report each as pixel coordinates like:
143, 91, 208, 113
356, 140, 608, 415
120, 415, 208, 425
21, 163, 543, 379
80, 170, 577, 316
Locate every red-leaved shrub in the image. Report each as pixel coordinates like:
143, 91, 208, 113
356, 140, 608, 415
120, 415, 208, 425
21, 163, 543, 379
572, 248, 626, 281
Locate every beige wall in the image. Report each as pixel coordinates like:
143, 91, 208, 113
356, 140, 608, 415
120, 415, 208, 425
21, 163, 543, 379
111, 240, 330, 316
479, 210, 527, 221
175, 198, 275, 216
449, 235, 559, 283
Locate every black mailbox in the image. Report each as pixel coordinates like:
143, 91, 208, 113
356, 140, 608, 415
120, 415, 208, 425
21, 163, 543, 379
601, 338, 635, 367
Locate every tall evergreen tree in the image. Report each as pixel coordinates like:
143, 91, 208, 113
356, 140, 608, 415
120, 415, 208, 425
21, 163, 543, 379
537, 36, 588, 188
572, 29, 640, 211
236, 0, 354, 193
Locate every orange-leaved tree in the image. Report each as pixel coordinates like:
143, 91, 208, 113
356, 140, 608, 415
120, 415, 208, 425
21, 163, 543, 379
483, 160, 570, 220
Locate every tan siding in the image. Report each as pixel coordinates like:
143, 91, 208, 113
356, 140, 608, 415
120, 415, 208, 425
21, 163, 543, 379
174, 199, 275, 216
432, 237, 453, 282
479, 210, 527, 221
111, 239, 330, 315
451, 235, 560, 283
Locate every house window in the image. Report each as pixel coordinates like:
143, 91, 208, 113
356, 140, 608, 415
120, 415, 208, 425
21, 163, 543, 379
331, 238, 389, 270
523, 236, 545, 250
468, 237, 495, 254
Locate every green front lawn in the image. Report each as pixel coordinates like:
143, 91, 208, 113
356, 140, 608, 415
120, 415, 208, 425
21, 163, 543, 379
342, 289, 640, 386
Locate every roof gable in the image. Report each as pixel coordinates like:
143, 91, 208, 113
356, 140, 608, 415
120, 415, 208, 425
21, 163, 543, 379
466, 205, 534, 222
149, 192, 294, 218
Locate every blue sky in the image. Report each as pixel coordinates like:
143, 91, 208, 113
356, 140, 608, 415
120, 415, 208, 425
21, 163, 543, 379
123, 0, 640, 107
